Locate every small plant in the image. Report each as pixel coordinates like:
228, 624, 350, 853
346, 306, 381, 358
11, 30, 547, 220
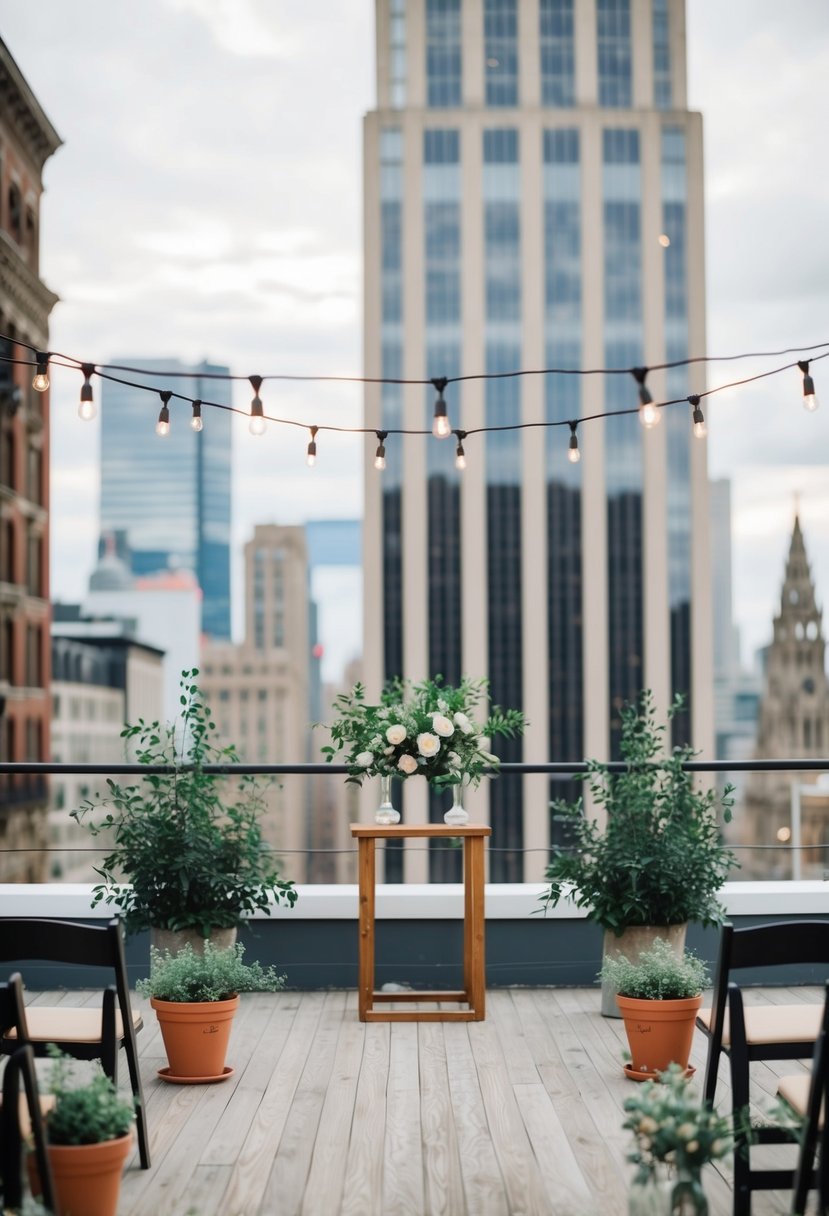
623, 1063, 733, 1182
601, 939, 707, 1001
45, 1046, 135, 1146
72, 669, 297, 936
322, 675, 525, 790
136, 941, 286, 1003
542, 691, 737, 933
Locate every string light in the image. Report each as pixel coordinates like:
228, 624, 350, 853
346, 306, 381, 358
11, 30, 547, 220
454, 430, 467, 470
632, 367, 659, 428
78, 364, 95, 421
567, 420, 581, 464
374, 431, 387, 471
306, 426, 318, 467
32, 352, 50, 392
689, 394, 707, 439
155, 391, 171, 437
190, 400, 203, 432
248, 375, 266, 436
798, 361, 819, 411
431, 377, 451, 439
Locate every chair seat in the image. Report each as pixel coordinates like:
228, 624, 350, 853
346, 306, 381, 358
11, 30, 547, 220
778, 1073, 824, 1127
4, 1006, 143, 1045
17, 1092, 55, 1140
697, 1003, 822, 1047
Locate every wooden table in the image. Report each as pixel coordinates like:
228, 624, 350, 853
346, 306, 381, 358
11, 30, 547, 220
350, 823, 491, 1022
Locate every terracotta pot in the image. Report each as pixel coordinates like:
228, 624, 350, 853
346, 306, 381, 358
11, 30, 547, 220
616, 993, 703, 1080
601, 924, 688, 1018
151, 926, 238, 956
151, 995, 239, 1079
46, 1131, 132, 1216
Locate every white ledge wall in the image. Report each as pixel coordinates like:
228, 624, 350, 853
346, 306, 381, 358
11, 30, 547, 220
1, 882, 828, 921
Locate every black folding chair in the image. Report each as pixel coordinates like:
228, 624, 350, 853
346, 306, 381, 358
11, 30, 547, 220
0, 917, 150, 1169
0, 972, 55, 1212
777, 981, 829, 1216
697, 921, 829, 1110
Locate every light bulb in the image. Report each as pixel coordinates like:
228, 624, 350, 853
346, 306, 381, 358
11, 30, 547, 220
690, 397, 707, 439
190, 401, 203, 432
374, 436, 387, 470
455, 444, 466, 470
306, 444, 317, 467
568, 438, 581, 463
639, 401, 660, 428
803, 376, 819, 412
433, 411, 451, 439
156, 416, 170, 437
32, 353, 50, 392
78, 380, 95, 421
249, 395, 266, 436
693, 419, 707, 439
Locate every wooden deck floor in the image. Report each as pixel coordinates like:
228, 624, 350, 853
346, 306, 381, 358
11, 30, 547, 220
27, 986, 824, 1215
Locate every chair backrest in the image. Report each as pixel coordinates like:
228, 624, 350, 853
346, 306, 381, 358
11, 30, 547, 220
709, 921, 829, 1037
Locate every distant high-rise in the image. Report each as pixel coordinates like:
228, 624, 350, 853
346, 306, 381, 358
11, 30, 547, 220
99, 360, 232, 639
363, 0, 713, 881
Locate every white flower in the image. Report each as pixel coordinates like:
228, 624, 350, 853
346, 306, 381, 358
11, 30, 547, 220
384, 746, 394, 756
447, 752, 461, 768
431, 713, 454, 737
377, 708, 390, 719
686, 1140, 699, 1154
370, 736, 383, 749
453, 712, 473, 735
398, 753, 418, 774
386, 724, 407, 745
355, 751, 374, 768
677, 1123, 696, 1140
417, 732, 441, 758
479, 750, 499, 764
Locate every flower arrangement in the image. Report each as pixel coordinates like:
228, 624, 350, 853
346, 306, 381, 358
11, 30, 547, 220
623, 1064, 732, 1184
322, 675, 526, 789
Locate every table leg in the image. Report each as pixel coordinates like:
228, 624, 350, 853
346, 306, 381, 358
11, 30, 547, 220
358, 837, 376, 1021
468, 836, 485, 1019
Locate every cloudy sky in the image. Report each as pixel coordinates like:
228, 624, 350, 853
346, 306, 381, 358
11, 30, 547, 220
1, 0, 828, 675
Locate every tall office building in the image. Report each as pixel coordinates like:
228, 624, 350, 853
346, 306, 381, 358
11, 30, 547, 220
100, 360, 232, 639
363, 0, 713, 881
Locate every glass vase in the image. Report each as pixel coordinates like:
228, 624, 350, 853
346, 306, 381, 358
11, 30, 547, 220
443, 777, 470, 826
628, 1170, 708, 1216
375, 773, 400, 825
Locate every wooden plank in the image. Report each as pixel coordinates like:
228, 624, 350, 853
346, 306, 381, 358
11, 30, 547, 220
167, 1164, 233, 1216
382, 1023, 424, 1216
351, 824, 490, 838
418, 1022, 466, 1216
260, 992, 347, 1216
365, 1008, 477, 1022
340, 1022, 390, 1216
300, 1010, 366, 1216
467, 836, 486, 1019
358, 837, 375, 1020
513, 1081, 594, 1213
371, 989, 469, 1003
443, 1023, 509, 1215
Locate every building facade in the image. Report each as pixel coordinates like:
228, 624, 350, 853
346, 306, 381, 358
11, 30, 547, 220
200, 524, 348, 884
99, 359, 232, 640
740, 516, 829, 879
363, 0, 712, 882
0, 37, 61, 880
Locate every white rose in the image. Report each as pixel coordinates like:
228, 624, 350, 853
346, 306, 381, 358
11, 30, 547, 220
386, 724, 407, 745
397, 753, 418, 774
417, 732, 440, 758
431, 713, 454, 738
384, 746, 394, 756
453, 712, 473, 735
355, 751, 374, 767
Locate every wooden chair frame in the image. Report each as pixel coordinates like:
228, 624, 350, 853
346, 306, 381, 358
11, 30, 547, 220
0, 973, 55, 1212
0, 917, 150, 1169
778, 981, 829, 1216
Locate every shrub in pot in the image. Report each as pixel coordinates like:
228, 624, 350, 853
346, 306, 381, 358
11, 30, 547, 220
136, 940, 285, 1082
541, 691, 735, 1015
601, 939, 708, 1081
72, 669, 297, 949
38, 1048, 135, 1216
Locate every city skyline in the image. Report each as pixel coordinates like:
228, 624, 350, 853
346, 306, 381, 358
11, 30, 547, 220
0, 1, 827, 673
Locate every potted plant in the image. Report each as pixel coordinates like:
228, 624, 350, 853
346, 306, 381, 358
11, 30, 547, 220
72, 669, 297, 952
136, 940, 285, 1083
37, 1047, 135, 1216
622, 1063, 732, 1215
323, 675, 525, 824
541, 691, 736, 1015
602, 939, 708, 1081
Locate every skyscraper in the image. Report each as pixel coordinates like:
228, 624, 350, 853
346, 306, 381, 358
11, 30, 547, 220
99, 360, 232, 639
363, 0, 713, 881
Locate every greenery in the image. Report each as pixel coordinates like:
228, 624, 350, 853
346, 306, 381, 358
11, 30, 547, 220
542, 692, 737, 933
322, 675, 525, 790
136, 941, 286, 1003
44, 1046, 135, 1146
622, 1064, 733, 1183
601, 939, 708, 1000
72, 670, 297, 936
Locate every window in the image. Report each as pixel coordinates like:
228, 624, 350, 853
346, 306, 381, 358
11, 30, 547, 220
426, 0, 462, 107
540, 0, 575, 107
485, 0, 518, 107
597, 0, 632, 108
652, 0, 672, 108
